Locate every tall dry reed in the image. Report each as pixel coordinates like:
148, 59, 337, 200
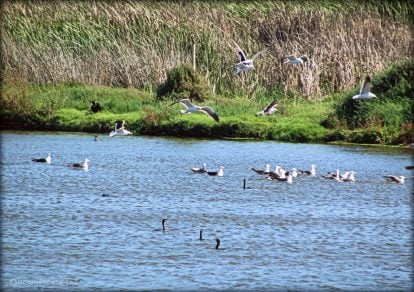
2, 1, 413, 98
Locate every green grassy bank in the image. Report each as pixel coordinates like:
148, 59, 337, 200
1, 61, 412, 144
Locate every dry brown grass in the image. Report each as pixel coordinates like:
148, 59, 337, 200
2, 1, 413, 98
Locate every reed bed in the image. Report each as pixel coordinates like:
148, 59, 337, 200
2, 1, 413, 98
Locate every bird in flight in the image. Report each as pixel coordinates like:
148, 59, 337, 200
233, 40, 267, 75
284, 55, 308, 65
170, 99, 220, 122
352, 76, 377, 100
256, 100, 278, 116
109, 120, 132, 137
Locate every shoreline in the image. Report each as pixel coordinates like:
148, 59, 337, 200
1, 128, 410, 148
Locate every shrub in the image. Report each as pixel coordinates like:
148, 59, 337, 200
325, 60, 414, 131
156, 64, 212, 102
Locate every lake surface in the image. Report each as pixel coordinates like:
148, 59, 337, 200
1, 131, 413, 290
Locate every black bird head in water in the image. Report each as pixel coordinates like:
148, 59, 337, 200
215, 238, 220, 250
199, 229, 204, 240
162, 219, 167, 231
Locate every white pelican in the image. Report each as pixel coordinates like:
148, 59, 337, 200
109, 120, 132, 137
384, 175, 405, 184
284, 55, 308, 65
170, 99, 220, 122
233, 40, 267, 75
207, 166, 224, 176
191, 163, 207, 173
32, 153, 51, 164
68, 158, 90, 171
352, 76, 377, 100
256, 100, 278, 116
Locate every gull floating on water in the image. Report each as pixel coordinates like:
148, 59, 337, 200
32, 153, 51, 164
251, 163, 271, 175
233, 40, 267, 75
170, 99, 220, 122
256, 100, 278, 116
191, 163, 207, 173
268, 173, 293, 183
352, 76, 377, 100
207, 166, 225, 176
384, 175, 405, 184
284, 55, 308, 65
298, 164, 316, 176
342, 171, 356, 182
109, 120, 132, 137
68, 158, 90, 171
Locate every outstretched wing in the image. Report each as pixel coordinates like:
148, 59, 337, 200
232, 40, 246, 62
179, 99, 195, 109
264, 100, 277, 113
360, 76, 372, 94
286, 55, 296, 61
115, 120, 125, 130
250, 48, 267, 61
201, 106, 220, 122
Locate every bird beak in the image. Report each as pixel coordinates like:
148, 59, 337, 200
169, 100, 180, 106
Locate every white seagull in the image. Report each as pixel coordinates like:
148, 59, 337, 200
191, 163, 207, 173
268, 173, 293, 183
68, 158, 90, 171
251, 163, 271, 175
284, 55, 308, 65
109, 120, 132, 137
256, 100, 278, 116
352, 76, 377, 100
342, 171, 356, 182
233, 40, 267, 75
298, 164, 316, 176
207, 166, 225, 177
32, 153, 51, 164
170, 99, 220, 122
384, 175, 405, 184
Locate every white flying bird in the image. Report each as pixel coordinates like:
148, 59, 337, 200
233, 40, 267, 75
170, 99, 220, 122
256, 100, 278, 116
284, 55, 308, 65
352, 76, 377, 100
109, 120, 132, 137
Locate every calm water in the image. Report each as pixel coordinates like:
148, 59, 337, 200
1, 131, 413, 290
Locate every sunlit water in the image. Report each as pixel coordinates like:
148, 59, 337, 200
1, 131, 413, 290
